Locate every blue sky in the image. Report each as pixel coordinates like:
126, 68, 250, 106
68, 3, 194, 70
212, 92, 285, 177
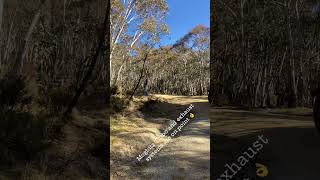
160, 0, 210, 46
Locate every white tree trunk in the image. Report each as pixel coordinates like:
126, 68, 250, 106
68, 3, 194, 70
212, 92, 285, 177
11, 0, 48, 74
0, 0, 4, 32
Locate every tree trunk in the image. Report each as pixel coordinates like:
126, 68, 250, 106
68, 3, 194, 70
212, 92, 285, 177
255, 70, 262, 107
112, 55, 127, 87
143, 78, 148, 96
209, 0, 214, 104
0, 0, 4, 31
9, 0, 48, 76
64, 1, 109, 116
261, 67, 267, 107
129, 53, 148, 101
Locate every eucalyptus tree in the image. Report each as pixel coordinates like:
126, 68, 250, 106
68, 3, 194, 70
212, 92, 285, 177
0, 0, 3, 31
115, 25, 210, 96
173, 25, 210, 95
212, 0, 320, 107
110, 0, 169, 87
65, 0, 109, 115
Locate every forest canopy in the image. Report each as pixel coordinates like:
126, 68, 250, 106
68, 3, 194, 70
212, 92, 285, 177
211, 0, 320, 107
110, 0, 209, 96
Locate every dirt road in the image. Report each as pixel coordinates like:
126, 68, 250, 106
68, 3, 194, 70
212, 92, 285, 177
138, 95, 210, 180
111, 95, 210, 180
212, 107, 320, 180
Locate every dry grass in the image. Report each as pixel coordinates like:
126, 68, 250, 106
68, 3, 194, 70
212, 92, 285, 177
0, 107, 108, 180
110, 95, 210, 180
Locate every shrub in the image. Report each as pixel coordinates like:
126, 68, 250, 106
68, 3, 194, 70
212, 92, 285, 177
139, 97, 163, 111
111, 85, 123, 95
110, 96, 129, 113
215, 94, 229, 106
47, 88, 72, 113
0, 76, 31, 109
0, 110, 51, 165
90, 136, 108, 163
269, 94, 278, 107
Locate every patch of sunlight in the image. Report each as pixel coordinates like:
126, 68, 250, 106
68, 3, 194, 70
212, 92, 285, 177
152, 94, 208, 103
110, 115, 142, 134
110, 136, 121, 146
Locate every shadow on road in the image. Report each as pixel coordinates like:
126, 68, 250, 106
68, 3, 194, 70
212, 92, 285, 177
212, 107, 320, 179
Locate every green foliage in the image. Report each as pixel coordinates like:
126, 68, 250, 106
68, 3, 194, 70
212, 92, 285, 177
112, 24, 209, 96
110, 1, 209, 97
111, 0, 169, 41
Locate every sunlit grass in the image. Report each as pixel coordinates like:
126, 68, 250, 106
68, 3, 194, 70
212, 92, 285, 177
110, 115, 140, 134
